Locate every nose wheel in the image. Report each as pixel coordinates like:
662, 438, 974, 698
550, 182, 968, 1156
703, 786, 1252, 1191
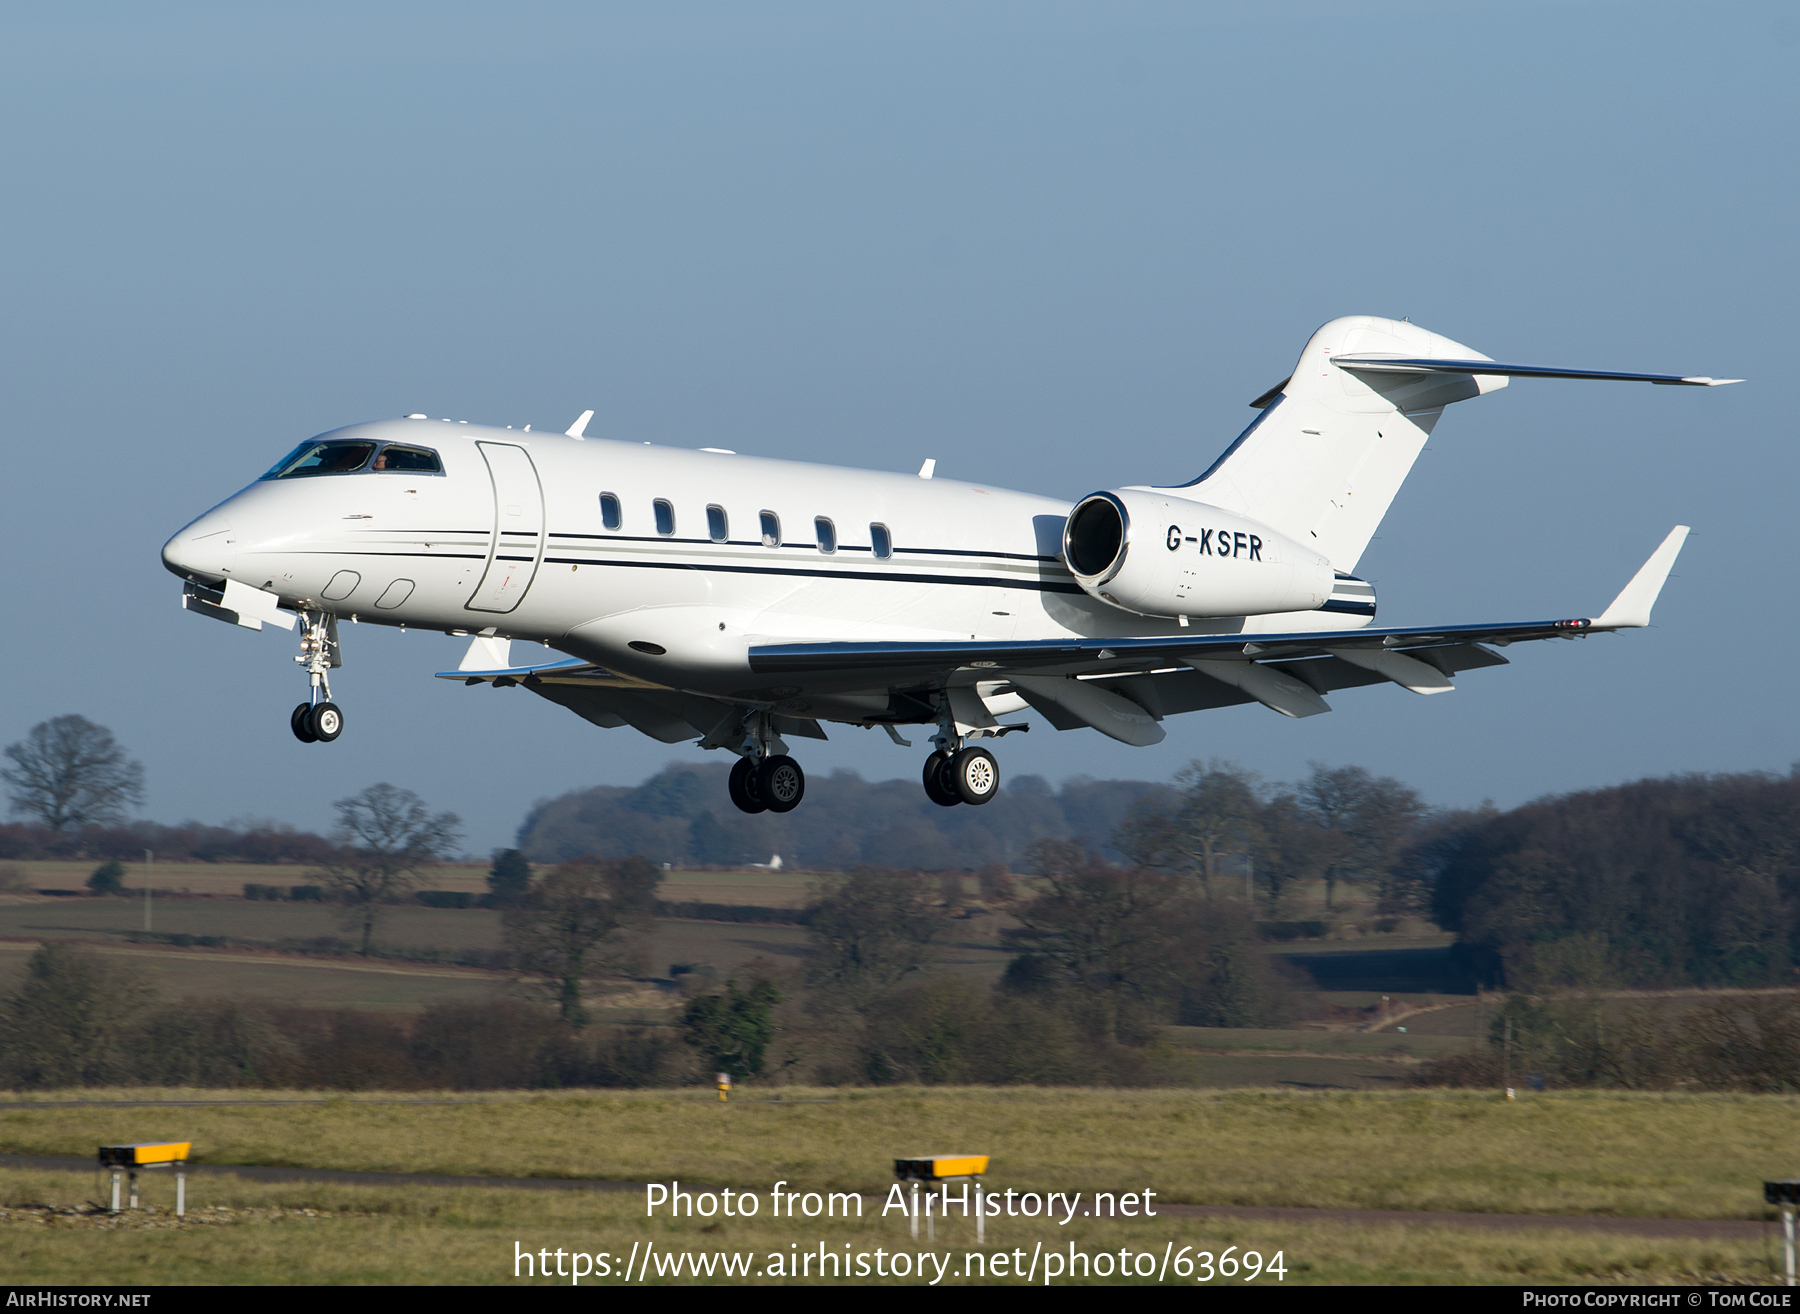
290, 701, 344, 743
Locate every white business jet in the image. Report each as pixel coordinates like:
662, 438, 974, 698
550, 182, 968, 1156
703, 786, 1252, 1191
161, 315, 1736, 816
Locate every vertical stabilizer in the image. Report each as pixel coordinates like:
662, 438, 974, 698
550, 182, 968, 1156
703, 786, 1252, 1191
1182, 316, 1507, 573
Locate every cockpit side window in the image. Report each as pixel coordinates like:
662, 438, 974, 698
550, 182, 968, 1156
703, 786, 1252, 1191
263, 441, 377, 478
370, 444, 442, 473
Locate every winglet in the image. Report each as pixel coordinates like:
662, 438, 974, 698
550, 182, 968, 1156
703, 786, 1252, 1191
1593, 526, 1690, 629
565, 409, 594, 439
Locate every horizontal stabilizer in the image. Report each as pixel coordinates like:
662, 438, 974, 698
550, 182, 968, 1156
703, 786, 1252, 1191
1593, 526, 1690, 629
1333, 356, 1743, 387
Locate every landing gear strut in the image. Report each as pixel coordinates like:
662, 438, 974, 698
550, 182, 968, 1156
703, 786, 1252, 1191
920, 698, 1003, 807
725, 711, 806, 814
289, 610, 345, 745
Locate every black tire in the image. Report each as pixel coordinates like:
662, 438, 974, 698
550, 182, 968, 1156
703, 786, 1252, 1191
290, 703, 318, 744
756, 755, 805, 813
307, 702, 344, 742
950, 746, 999, 805
728, 756, 767, 814
922, 751, 961, 807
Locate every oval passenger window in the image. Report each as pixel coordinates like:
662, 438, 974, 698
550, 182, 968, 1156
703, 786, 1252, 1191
707, 505, 728, 542
654, 500, 675, 536
814, 518, 836, 554
600, 493, 622, 531
760, 511, 781, 547
870, 523, 892, 559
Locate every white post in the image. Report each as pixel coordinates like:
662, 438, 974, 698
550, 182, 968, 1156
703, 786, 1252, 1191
975, 1182, 985, 1246
176, 1170, 186, 1218
144, 849, 153, 932
128, 1171, 138, 1210
1785, 1208, 1795, 1286
110, 1171, 121, 1213
909, 1181, 919, 1241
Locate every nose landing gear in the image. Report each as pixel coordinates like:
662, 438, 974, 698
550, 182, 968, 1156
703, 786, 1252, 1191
288, 610, 345, 745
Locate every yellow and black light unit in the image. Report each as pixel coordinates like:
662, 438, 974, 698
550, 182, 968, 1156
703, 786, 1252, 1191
894, 1154, 991, 1244
99, 1142, 192, 1216
716, 1071, 731, 1102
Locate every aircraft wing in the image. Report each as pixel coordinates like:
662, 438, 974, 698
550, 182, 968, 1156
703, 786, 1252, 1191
746, 526, 1690, 739
441, 528, 1686, 746
434, 654, 828, 745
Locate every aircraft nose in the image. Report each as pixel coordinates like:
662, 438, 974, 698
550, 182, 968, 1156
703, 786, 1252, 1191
161, 513, 237, 583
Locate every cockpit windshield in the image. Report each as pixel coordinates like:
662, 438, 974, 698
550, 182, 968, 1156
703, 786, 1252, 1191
369, 445, 442, 473
262, 440, 442, 479
263, 441, 376, 478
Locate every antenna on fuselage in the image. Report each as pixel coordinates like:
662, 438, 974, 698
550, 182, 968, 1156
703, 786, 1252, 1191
918, 458, 936, 479
565, 410, 594, 440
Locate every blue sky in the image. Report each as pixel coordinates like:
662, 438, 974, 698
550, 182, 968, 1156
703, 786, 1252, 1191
1, 2, 1792, 854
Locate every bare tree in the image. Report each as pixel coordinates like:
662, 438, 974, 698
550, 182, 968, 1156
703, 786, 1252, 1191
1008, 839, 1187, 1041
804, 867, 947, 1008
1292, 762, 1426, 911
1350, 774, 1430, 910
1, 715, 144, 832
0, 943, 157, 1088
315, 783, 461, 956
502, 857, 659, 1024
1120, 759, 1264, 900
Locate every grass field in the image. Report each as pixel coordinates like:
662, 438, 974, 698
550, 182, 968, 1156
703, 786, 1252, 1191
5, 860, 820, 904
0, 1087, 1791, 1222
0, 913, 820, 1013
4, 861, 494, 897
0, 1166, 1772, 1286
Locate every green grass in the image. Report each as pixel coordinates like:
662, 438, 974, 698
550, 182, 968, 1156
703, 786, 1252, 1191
0, 1167, 1775, 1286
0, 1087, 1792, 1221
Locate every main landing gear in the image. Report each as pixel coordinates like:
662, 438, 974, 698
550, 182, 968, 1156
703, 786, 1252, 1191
919, 698, 1007, 808
725, 711, 806, 815
289, 610, 346, 745
922, 746, 999, 807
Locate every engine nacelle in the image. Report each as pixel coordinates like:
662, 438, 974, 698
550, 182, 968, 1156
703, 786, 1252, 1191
1062, 489, 1333, 619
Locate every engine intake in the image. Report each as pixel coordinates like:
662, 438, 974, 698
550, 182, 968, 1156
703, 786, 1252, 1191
1061, 488, 1333, 619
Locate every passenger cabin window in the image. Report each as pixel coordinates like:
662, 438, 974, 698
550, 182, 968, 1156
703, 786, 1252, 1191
654, 499, 676, 536
599, 493, 622, 531
706, 505, 729, 542
760, 511, 781, 547
370, 444, 441, 473
870, 523, 892, 559
263, 440, 376, 478
814, 517, 837, 554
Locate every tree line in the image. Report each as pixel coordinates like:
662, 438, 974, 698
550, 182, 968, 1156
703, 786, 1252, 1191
1424, 769, 1800, 990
